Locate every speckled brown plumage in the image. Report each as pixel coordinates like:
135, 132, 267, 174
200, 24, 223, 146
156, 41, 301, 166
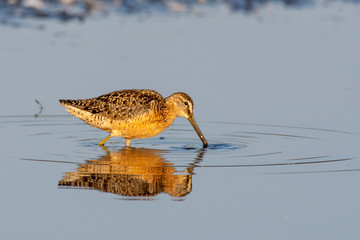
59, 89, 207, 147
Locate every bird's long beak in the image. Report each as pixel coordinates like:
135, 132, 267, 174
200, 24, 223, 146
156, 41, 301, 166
187, 114, 208, 148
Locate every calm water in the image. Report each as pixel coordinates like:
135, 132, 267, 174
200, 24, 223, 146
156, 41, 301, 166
1, 3, 360, 240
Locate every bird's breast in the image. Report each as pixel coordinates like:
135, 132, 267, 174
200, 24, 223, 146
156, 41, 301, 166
111, 119, 173, 139
108, 111, 177, 139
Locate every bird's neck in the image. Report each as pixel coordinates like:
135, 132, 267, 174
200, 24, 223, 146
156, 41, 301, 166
163, 97, 179, 126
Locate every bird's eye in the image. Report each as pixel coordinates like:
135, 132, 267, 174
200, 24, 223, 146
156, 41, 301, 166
184, 102, 188, 106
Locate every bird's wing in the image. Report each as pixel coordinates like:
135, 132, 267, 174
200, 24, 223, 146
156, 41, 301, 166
60, 89, 165, 122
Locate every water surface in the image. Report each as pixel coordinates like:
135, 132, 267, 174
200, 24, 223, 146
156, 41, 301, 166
1, 3, 360, 240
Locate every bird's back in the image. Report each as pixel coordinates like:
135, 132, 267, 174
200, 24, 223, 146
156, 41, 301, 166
60, 89, 167, 135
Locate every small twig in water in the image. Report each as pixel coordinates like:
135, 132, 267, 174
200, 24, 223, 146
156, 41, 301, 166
34, 99, 43, 118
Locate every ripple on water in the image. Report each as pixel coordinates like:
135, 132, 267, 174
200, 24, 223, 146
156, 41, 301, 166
170, 143, 243, 151
3, 115, 359, 199
2, 115, 359, 175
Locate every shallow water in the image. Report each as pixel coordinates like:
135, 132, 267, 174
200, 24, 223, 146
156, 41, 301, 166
1, 3, 360, 240
1, 114, 360, 239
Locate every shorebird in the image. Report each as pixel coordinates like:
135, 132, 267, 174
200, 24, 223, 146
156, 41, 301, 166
59, 89, 208, 147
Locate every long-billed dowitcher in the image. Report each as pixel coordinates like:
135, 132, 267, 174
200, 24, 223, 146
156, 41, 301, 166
59, 89, 208, 147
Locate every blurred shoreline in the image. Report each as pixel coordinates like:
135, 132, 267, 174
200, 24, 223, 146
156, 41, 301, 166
1, 0, 359, 26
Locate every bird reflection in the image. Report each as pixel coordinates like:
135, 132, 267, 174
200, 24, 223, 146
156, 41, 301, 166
59, 147, 205, 198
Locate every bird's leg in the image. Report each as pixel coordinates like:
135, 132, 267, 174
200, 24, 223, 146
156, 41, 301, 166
99, 134, 112, 146
125, 138, 131, 147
